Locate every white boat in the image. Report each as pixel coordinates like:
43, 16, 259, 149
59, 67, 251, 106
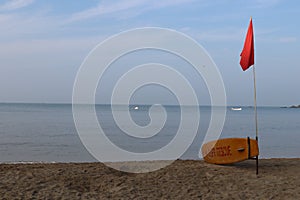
231, 107, 242, 111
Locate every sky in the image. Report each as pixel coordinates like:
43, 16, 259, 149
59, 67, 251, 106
0, 0, 299, 106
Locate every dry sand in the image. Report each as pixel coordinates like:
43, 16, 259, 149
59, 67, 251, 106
1, 159, 300, 199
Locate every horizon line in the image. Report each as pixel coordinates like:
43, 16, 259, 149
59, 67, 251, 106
0, 102, 293, 107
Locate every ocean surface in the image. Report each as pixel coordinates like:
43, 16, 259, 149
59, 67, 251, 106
0, 103, 299, 163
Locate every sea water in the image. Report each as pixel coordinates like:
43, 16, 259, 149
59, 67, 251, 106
0, 103, 299, 163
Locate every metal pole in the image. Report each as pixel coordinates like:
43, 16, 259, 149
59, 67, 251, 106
252, 65, 259, 175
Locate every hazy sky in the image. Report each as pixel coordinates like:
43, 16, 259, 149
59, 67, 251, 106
0, 0, 299, 106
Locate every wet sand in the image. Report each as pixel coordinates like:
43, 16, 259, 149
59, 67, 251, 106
1, 159, 300, 199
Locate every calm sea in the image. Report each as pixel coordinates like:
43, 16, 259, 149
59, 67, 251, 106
0, 103, 299, 163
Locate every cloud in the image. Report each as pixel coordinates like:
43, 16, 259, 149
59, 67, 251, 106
67, 0, 147, 22
0, 0, 35, 11
279, 37, 297, 43
192, 28, 246, 42
0, 12, 58, 42
67, 0, 196, 23
252, 0, 282, 8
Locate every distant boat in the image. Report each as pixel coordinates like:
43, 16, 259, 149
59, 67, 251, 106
231, 107, 242, 111
134, 106, 139, 110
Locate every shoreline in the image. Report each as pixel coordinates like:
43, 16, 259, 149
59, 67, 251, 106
1, 158, 300, 199
1, 156, 299, 164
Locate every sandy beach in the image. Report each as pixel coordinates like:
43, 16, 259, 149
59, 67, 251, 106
0, 159, 299, 199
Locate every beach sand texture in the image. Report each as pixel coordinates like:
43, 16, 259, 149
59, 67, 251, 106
1, 159, 299, 199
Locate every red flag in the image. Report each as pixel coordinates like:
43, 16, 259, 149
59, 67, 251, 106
240, 18, 254, 71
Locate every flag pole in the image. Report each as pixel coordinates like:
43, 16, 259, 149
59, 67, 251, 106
252, 64, 259, 175
240, 16, 258, 175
